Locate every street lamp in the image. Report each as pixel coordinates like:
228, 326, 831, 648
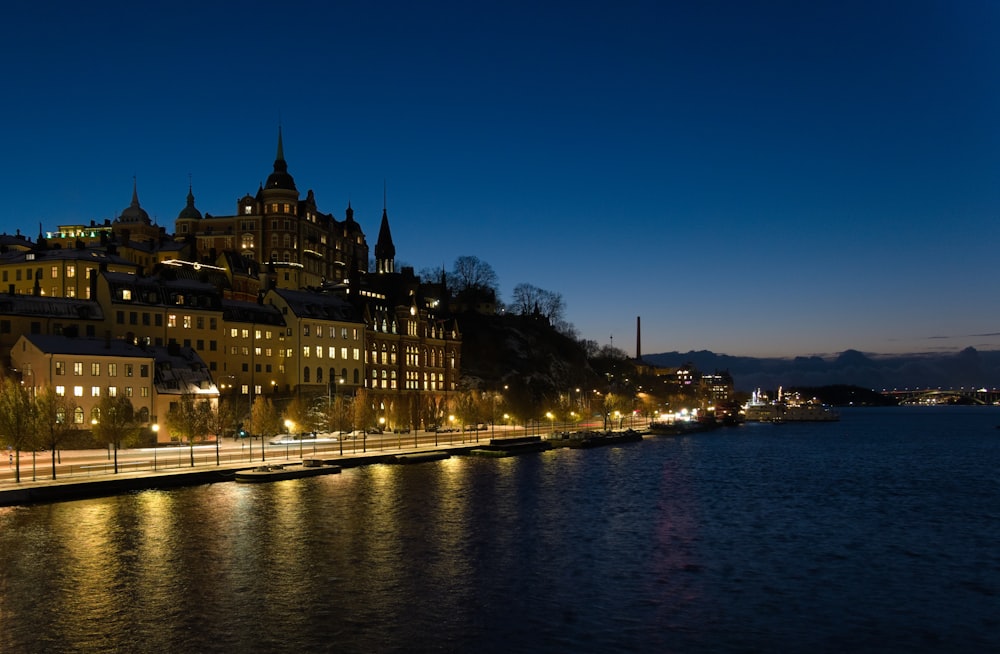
546, 411, 554, 437
151, 424, 159, 470
284, 419, 295, 459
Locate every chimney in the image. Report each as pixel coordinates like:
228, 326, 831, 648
636, 316, 642, 361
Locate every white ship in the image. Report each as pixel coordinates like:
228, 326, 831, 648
743, 387, 840, 422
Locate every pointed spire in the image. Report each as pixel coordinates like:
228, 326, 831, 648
264, 126, 296, 191
119, 176, 150, 224
375, 187, 396, 275
130, 176, 140, 208
178, 176, 202, 220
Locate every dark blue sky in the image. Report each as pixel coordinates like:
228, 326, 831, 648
2, 1, 998, 357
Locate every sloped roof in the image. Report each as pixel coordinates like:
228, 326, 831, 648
0, 295, 103, 320
269, 288, 362, 323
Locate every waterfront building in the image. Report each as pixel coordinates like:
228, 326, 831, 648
9, 334, 217, 443
700, 370, 735, 406
261, 287, 366, 395
349, 205, 461, 431
175, 129, 369, 289
0, 294, 104, 361
0, 130, 463, 435
0, 246, 138, 299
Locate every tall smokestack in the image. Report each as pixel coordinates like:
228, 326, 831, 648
636, 316, 642, 361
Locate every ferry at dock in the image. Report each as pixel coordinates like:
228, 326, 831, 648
743, 388, 840, 422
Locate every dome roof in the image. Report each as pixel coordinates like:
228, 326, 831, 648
177, 185, 202, 220
119, 180, 150, 224
265, 127, 297, 191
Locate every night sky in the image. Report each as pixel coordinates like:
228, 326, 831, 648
2, 1, 997, 357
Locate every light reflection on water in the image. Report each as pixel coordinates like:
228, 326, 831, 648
1, 407, 999, 653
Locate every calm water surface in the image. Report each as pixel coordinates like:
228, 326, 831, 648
1, 407, 998, 653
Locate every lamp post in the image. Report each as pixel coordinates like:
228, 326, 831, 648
546, 411, 554, 438
152, 424, 159, 470
283, 419, 294, 459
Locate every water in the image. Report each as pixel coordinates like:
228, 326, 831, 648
1, 407, 998, 653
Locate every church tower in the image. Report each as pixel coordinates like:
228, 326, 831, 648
374, 191, 396, 274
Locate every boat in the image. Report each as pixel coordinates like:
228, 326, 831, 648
569, 430, 643, 448
647, 420, 718, 435
743, 388, 839, 422
235, 461, 342, 483
469, 436, 551, 458
392, 451, 451, 464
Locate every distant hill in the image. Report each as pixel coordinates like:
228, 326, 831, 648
642, 348, 1000, 392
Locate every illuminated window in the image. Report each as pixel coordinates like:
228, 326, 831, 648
55, 386, 65, 397
67, 265, 76, 278
91, 363, 100, 376
74, 407, 84, 424
55, 361, 65, 376
73, 386, 83, 397
73, 362, 83, 376
91, 386, 100, 397
183, 315, 192, 329
108, 387, 117, 397
168, 315, 177, 328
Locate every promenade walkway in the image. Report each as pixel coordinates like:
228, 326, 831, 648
0, 431, 490, 507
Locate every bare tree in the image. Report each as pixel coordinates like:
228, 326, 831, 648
510, 283, 565, 324
205, 398, 240, 466
352, 388, 374, 433
249, 396, 282, 462
33, 386, 78, 479
282, 395, 314, 436
510, 283, 542, 315
92, 395, 142, 474
450, 255, 499, 295
166, 394, 212, 467
0, 375, 37, 483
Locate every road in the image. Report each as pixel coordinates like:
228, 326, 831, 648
1, 420, 642, 484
